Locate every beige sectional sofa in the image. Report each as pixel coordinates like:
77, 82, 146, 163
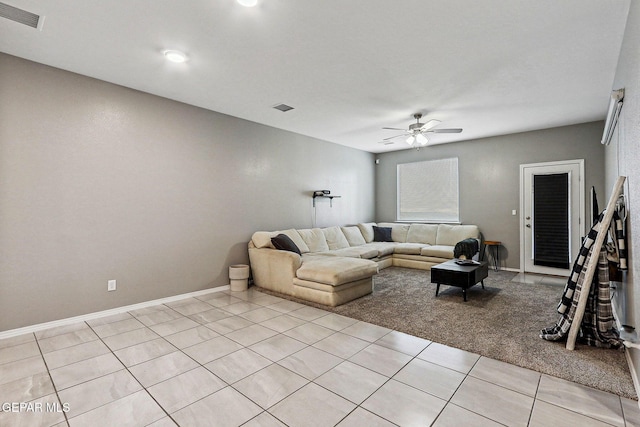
248, 222, 480, 306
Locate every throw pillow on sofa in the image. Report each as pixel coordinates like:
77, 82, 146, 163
373, 226, 393, 242
271, 234, 301, 255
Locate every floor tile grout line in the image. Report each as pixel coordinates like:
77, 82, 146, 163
436, 402, 511, 427
84, 319, 181, 426
239, 410, 289, 427
532, 384, 624, 427
464, 357, 541, 399
38, 339, 109, 372
533, 398, 623, 427
33, 322, 96, 342
528, 372, 544, 426
0, 338, 37, 358
227, 370, 307, 420
33, 330, 71, 427
430, 354, 499, 426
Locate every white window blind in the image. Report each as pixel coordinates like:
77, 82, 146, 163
397, 157, 459, 222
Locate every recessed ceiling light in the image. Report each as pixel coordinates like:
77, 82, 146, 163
237, 0, 258, 7
163, 50, 188, 63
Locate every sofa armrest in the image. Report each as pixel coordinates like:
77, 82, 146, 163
248, 247, 302, 295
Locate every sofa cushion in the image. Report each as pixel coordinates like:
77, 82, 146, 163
251, 230, 309, 252
366, 242, 397, 257
296, 257, 378, 286
271, 234, 301, 255
251, 231, 277, 249
436, 224, 480, 246
314, 249, 360, 258
373, 226, 393, 242
406, 224, 438, 245
341, 226, 367, 246
281, 229, 310, 253
378, 222, 410, 243
421, 245, 455, 258
378, 222, 410, 242
356, 222, 377, 243
297, 228, 330, 252
322, 226, 350, 250
394, 243, 430, 255
326, 247, 379, 259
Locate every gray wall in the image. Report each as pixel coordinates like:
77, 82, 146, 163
375, 122, 605, 270
0, 53, 375, 331
606, 0, 640, 380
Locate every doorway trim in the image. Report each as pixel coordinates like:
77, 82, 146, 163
519, 159, 586, 276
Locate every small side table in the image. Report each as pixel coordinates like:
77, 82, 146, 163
484, 241, 501, 271
431, 259, 489, 302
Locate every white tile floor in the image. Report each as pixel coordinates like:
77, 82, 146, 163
1, 287, 639, 427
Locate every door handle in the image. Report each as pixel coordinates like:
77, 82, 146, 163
526, 216, 531, 220
526, 224, 531, 228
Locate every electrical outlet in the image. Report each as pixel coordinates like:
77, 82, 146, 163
107, 280, 117, 291
512, 209, 517, 216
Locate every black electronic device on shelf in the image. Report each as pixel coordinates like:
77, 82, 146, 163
312, 190, 340, 207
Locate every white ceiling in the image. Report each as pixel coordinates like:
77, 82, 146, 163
0, 0, 631, 153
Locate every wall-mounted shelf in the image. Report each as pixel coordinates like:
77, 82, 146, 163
312, 191, 341, 207
313, 194, 341, 207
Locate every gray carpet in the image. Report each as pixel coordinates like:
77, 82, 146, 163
258, 267, 636, 399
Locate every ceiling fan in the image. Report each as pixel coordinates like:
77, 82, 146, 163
380, 113, 462, 148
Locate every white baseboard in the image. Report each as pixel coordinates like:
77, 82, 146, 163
0, 285, 230, 340
624, 348, 640, 408
612, 302, 640, 406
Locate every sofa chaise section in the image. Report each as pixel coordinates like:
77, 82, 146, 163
248, 228, 378, 305
293, 256, 378, 306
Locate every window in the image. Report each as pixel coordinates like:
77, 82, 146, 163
397, 157, 459, 223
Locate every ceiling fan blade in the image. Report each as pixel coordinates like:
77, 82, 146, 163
427, 128, 463, 133
383, 133, 409, 141
382, 127, 406, 131
378, 140, 395, 145
419, 119, 441, 130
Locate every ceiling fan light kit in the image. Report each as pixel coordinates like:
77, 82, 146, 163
406, 133, 429, 146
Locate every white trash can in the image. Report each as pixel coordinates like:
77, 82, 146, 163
229, 264, 250, 292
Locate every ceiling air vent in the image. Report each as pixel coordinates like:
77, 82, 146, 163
0, 2, 41, 29
273, 103, 294, 112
